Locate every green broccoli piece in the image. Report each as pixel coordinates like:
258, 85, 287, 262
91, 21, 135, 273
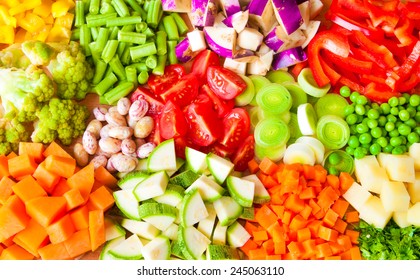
0, 65, 56, 122
0, 119, 30, 155
46, 41, 94, 100
32, 98, 90, 145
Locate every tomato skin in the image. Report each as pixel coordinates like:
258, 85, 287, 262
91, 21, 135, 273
230, 135, 255, 172
146, 115, 163, 146
147, 64, 185, 94
206, 66, 247, 100
219, 108, 251, 152
199, 84, 235, 118
159, 100, 188, 140
130, 87, 164, 117
184, 94, 222, 147
191, 50, 221, 86
160, 73, 199, 108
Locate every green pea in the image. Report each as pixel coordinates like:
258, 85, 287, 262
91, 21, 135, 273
398, 110, 410, 121
392, 146, 405, 155
369, 143, 381, 155
327, 152, 342, 166
355, 104, 366, 115
398, 96, 407, 105
345, 146, 355, 156
350, 91, 360, 103
387, 115, 397, 123
346, 114, 358, 125
409, 94, 420, 107
377, 137, 388, 147
390, 107, 399, 116
390, 136, 403, 147
356, 95, 368, 105
389, 130, 400, 137
367, 109, 380, 119
348, 135, 360, 148
340, 86, 351, 97
388, 96, 399, 107
385, 122, 395, 132
406, 106, 416, 118
408, 132, 420, 144
398, 124, 411, 136
359, 133, 372, 144
414, 126, 420, 135
380, 103, 391, 115
350, 124, 358, 135
383, 145, 394, 153
378, 116, 387, 127
367, 119, 378, 129
415, 111, 420, 123
404, 118, 417, 128
371, 103, 380, 111
356, 123, 369, 134
344, 105, 355, 116
354, 147, 366, 159
371, 127, 382, 138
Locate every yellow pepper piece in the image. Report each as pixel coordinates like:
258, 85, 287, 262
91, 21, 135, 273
54, 13, 74, 30
46, 24, 71, 43
33, 0, 53, 18
0, 5, 17, 27
34, 24, 52, 42
51, 0, 75, 18
9, 0, 42, 16
44, 14, 55, 25
14, 27, 27, 43
18, 13, 45, 33
3, 0, 21, 9
0, 25, 15, 44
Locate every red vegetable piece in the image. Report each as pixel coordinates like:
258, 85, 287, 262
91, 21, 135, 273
147, 64, 186, 95
230, 135, 255, 172
191, 49, 221, 86
199, 84, 235, 118
130, 87, 164, 117
160, 73, 199, 108
219, 108, 251, 152
206, 66, 247, 100
159, 100, 188, 140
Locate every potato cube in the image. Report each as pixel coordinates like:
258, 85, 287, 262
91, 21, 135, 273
380, 181, 410, 212
393, 211, 411, 228
354, 156, 388, 194
359, 196, 392, 229
407, 202, 420, 227
377, 153, 415, 183
342, 182, 372, 213
409, 143, 420, 171
407, 172, 420, 204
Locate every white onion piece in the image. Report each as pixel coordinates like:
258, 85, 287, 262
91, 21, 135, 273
301, 20, 321, 49
298, 0, 311, 30
309, 0, 324, 19
187, 29, 207, 52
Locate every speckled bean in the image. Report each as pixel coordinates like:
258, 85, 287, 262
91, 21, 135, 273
129, 99, 149, 121
82, 130, 98, 155
134, 116, 154, 138
93, 106, 107, 121
105, 110, 127, 127
108, 126, 133, 140
126, 114, 138, 128
100, 124, 116, 139
90, 155, 108, 169
121, 138, 137, 155
86, 119, 103, 139
73, 143, 89, 167
137, 142, 156, 159
98, 137, 122, 154
109, 153, 137, 173
117, 98, 131, 116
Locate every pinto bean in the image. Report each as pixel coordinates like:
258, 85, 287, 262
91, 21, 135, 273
82, 131, 98, 155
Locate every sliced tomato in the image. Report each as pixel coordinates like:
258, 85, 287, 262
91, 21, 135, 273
146, 115, 163, 146
206, 66, 247, 100
184, 94, 222, 147
199, 84, 235, 118
147, 64, 185, 95
130, 87, 164, 116
219, 108, 251, 152
160, 73, 199, 108
230, 135, 255, 172
159, 100, 188, 140
191, 49, 221, 86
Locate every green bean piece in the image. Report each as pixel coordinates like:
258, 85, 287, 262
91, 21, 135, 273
167, 40, 178, 65
156, 30, 167, 55
118, 31, 147, 45
96, 27, 110, 52
137, 70, 149, 84
152, 54, 167, 75
130, 42, 157, 61
86, 12, 117, 27
111, 0, 131, 17
92, 59, 108, 85
94, 72, 118, 95
80, 24, 92, 56
89, 0, 100, 14
109, 55, 127, 81
101, 40, 119, 63
170, 12, 189, 35
162, 15, 179, 41
145, 54, 157, 69
75, 0, 85, 27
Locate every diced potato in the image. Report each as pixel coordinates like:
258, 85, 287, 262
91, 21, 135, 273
358, 195, 392, 229
407, 202, 420, 227
354, 156, 388, 194
393, 210, 411, 228
407, 172, 420, 204
380, 181, 410, 212
377, 153, 415, 183
342, 182, 372, 212
409, 143, 420, 171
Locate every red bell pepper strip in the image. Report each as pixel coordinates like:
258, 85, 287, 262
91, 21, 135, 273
363, 0, 399, 29
394, 17, 417, 47
333, 0, 370, 20
323, 49, 373, 75
319, 54, 341, 85
307, 30, 350, 87
338, 76, 365, 95
327, 13, 384, 40
364, 82, 400, 104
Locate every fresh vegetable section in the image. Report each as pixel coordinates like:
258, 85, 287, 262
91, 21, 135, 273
308, 0, 420, 102
0, 141, 117, 260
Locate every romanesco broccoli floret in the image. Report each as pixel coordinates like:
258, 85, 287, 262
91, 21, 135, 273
0, 65, 55, 122
0, 119, 30, 155
45, 41, 94, 100
32, 98, 90, 145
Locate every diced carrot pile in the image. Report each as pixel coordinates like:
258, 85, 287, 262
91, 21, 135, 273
242, 157, 361, 260
0, 142, 117, 260
0, 0, 75, 46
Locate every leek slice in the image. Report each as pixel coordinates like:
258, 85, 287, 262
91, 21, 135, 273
297, 68, 330, 98
256, 83, 292, 115
316, 115, 350, 150
254, 118, 290, 148
297, 103, 317, 135
314, 93, 349, 119
282, 81, 308, 113
323, 150, 355, 175
249, 75, 271, 106
255, 143, 286, 162
266, 69, 295, 84
287, 113, 302, 145
235, 75, 255, 106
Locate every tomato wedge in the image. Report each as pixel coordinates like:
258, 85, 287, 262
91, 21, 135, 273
199, 84, 235, 118
146, 115, 163, 146
159, 100, 188, 140
130, 87, 164, 116
191, 49, 221, 86
206, 66, 247, 100
147, 64, 185, 95
230, 135, 255, 172
219, 108, 251, 152
160, 73, 199, 108
184, 94, 222, 147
